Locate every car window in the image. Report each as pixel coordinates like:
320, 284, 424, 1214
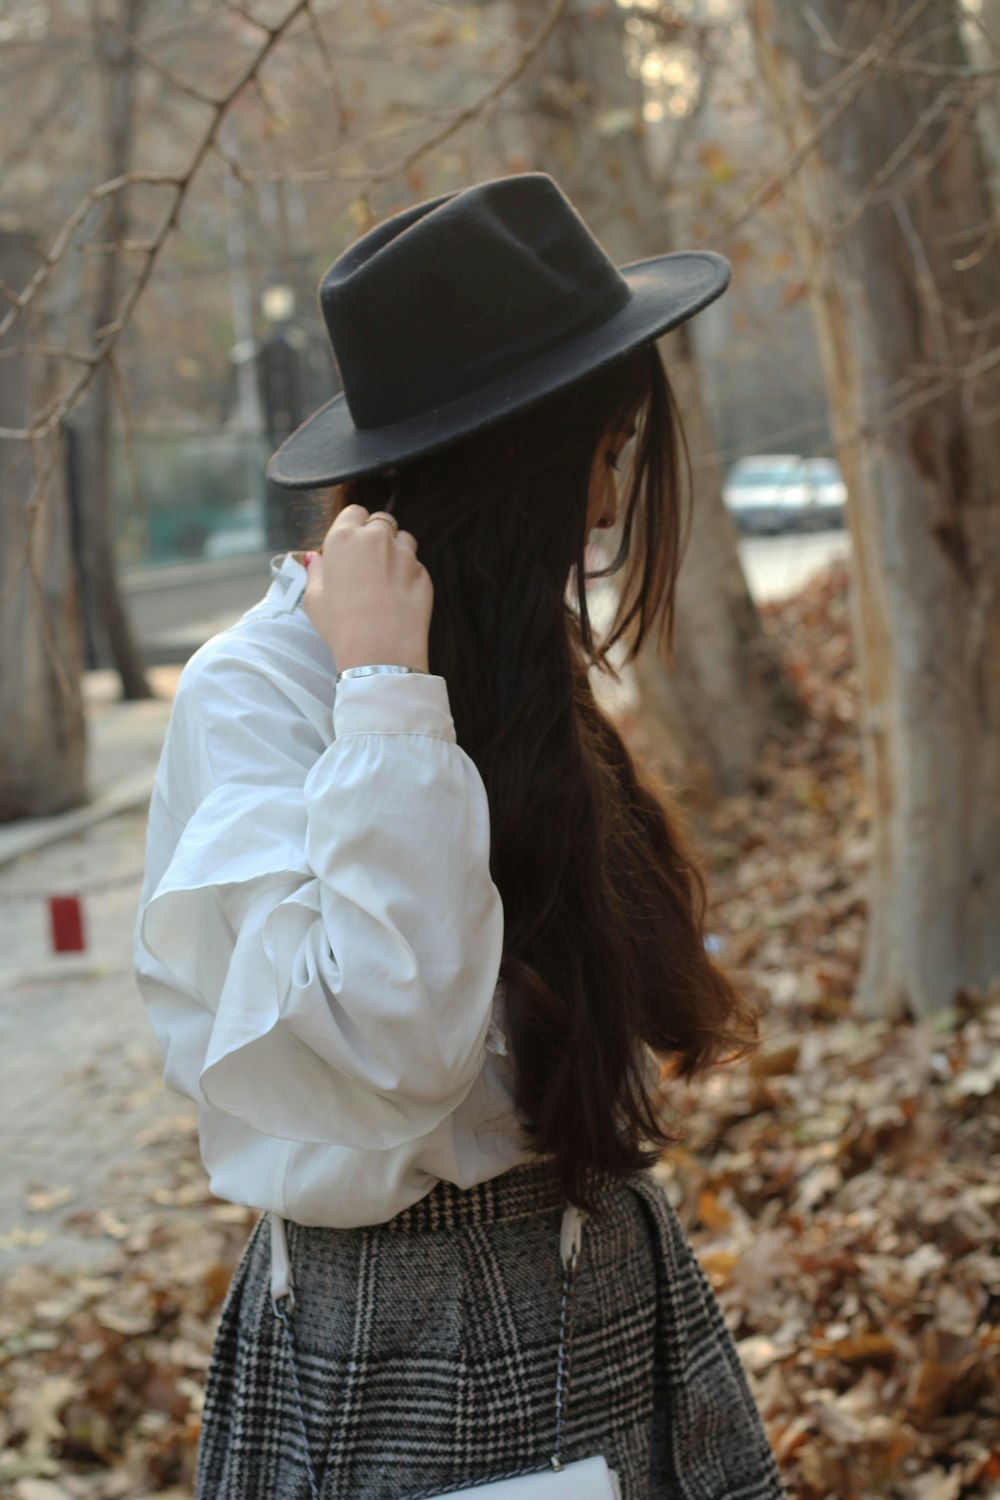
803, 459, 840, 481
732, 468, 802, 486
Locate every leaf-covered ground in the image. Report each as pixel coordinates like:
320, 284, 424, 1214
646, 559, 1000, 1499
1, 557, 997, 1499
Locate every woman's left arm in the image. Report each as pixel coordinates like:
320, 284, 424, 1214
133, 649, 504, 1151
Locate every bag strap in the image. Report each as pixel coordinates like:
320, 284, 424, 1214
271, 1200, 588, 1500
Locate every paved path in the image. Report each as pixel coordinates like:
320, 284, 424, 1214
740, 527, 850, 601
0, 880, 197, 1274
0, 672, 192, 1274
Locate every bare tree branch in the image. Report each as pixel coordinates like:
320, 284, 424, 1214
709, 72, 865, 240
703, 0, 960, 248
0, 172, 184, 342
305, 0, 351, 140
4, 60, 89, 173
81, 238, 162, 254
351, 0, 572, 193
0, 2, 314, 437
826, 80, 961, 244
817, 40, 1000, 80
0, 344, 96, 365
107, 15, 223, 107
2, 0, 573, 448
951, 210, 1000, 274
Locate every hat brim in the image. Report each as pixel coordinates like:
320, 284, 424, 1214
266, 250, 730, 490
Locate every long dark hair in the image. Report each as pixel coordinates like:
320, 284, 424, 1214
305, 342, 761, 1209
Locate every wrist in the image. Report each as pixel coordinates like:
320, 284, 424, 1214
334, 652, 429, 675
334, 663, 430, 686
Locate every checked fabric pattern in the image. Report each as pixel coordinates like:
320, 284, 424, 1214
194, 1162, 786, 1500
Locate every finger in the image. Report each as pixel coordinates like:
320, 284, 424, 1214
367, 518, 408, 545
329, 504, 369, 534
394, 530, 418, 554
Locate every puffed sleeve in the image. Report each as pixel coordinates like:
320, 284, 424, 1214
134, 648, 505, 1151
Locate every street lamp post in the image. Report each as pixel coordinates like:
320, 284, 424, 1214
257, 285, 311, 549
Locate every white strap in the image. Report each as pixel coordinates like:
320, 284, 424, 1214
560, 1204, 587, 1268
269, 1194, 597, 1495
269, 1212, 293, 1307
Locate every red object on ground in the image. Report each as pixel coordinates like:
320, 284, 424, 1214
49, 895, 86, 953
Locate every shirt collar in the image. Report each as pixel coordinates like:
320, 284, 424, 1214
266, 551, 308, 612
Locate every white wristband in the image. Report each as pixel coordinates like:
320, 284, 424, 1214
334, 664, 429, 687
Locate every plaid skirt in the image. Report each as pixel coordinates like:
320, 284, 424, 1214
195, 1161, 785, 1499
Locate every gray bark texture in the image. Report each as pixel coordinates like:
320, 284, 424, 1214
83, 0, 152, 701
505, 0, 802, 799
964, 0, 1000, 204
0, 227, 86, 821
750, 0, 1000, 1019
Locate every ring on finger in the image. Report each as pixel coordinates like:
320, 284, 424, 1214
364, 511, 399, 538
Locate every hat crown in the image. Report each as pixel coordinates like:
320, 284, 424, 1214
318, 173, 631, 431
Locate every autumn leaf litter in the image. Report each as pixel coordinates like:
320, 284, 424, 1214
1, 556, 998, 1498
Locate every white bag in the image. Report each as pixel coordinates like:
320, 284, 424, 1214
270, 1201, 622, 1500
432, 1455, 622, 1500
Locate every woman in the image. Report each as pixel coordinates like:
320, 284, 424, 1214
133, 173, 785, 1499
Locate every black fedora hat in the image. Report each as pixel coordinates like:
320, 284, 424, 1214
267, 172, 731, 490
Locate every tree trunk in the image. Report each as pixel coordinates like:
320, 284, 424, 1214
750, 0, 1000, 1019
504, 0, 802, 797
84, 0, 152, 701
964, 0, 1000, 204
0, 228, 87, 821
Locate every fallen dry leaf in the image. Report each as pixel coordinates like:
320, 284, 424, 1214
24, 1189, 76, 1215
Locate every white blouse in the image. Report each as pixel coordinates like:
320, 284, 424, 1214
132, 550, 538, 1228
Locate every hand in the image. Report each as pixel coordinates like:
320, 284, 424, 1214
302, 504, 433, 674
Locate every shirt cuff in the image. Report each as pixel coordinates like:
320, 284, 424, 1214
332, 671, 457, 741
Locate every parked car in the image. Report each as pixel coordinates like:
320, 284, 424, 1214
723, 453, 847, 534
798, 457, 847, 529
723, 454, 811, 534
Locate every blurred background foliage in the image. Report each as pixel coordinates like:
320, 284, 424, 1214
0, 0, 875, 566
